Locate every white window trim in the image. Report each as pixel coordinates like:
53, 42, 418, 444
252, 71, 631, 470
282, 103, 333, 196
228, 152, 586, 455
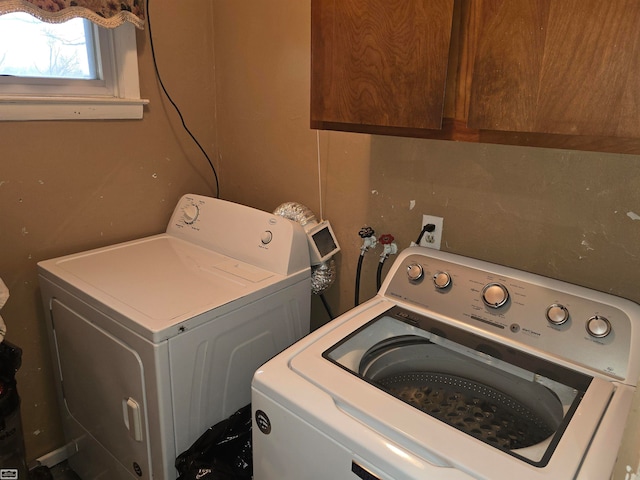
0, 22, 148, 121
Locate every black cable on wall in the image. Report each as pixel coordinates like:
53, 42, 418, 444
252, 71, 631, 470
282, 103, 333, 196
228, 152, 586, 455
145, 0, 220, 198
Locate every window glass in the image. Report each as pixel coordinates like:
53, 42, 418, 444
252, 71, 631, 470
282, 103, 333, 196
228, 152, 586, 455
0, 12, 97, 80
0, 12, 145, 120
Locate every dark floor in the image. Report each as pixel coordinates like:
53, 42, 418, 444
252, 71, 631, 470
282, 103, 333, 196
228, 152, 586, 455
29, 462, 80, 480
50, 462, 80, 480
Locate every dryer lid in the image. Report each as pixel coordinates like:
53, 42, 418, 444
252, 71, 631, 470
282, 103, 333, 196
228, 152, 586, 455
40, 234, 297, 341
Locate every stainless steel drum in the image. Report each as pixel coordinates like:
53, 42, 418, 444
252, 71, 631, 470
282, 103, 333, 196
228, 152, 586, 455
359, 335, 564, 451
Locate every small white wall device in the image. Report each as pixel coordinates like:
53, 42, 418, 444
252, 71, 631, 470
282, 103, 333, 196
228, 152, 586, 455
305, 220, 340, 265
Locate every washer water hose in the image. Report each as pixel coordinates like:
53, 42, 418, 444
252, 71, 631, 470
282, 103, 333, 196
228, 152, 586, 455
355, 227, 377, 307
377, 234, 398, 290
273, 202, 337, 300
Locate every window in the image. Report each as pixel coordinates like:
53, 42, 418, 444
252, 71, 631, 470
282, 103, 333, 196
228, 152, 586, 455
0, 12, 146, 121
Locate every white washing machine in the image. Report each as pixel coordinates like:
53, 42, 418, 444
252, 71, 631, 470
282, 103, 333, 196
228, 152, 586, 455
38, 194, 311, 480
252, 247, 640, 480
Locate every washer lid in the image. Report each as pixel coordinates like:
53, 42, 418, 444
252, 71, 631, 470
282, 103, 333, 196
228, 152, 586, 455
39, 234, 297, 341
287, 303, 615, 480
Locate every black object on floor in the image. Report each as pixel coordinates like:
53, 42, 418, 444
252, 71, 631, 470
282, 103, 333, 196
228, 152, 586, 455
0, 341, 29, 478
29, 465, 54, 480
175, 404, 252, 480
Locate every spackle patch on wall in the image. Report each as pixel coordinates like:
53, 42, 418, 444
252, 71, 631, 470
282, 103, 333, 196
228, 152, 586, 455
625, 464, 640, 479
627, 211, 640, 221
409, 200, 415, 210
581, 239, 594, 251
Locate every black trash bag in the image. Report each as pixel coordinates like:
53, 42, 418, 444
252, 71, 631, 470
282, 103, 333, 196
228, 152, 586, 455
0, 341, 28, 479
175, 404, 252, 480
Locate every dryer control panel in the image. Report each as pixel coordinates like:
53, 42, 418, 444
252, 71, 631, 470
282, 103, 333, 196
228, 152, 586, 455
167, 194, 310, 276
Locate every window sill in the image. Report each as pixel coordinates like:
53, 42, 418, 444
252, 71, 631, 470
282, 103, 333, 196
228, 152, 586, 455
0, 95, 149, 121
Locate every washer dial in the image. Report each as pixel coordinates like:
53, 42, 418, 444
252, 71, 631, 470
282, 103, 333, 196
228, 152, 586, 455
407, 263, 424, 282
433, 271, 451, 289
482, 283, 509, 308
546, 304, 570, 325
586, 315, 612, 338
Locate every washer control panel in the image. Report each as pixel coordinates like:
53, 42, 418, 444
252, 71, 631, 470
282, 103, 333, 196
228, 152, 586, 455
386, 248, 640, 382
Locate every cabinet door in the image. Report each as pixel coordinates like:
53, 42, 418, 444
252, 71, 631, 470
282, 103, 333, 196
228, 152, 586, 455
468, 0, 640, 137
311, 0, 455, 131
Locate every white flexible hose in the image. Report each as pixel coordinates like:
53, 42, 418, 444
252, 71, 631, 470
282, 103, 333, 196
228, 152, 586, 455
273, 202, 337, 295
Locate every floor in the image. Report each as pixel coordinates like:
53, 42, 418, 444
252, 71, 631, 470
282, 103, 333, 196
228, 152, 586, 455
50, 463, 80, 480
29, 462, 80, 480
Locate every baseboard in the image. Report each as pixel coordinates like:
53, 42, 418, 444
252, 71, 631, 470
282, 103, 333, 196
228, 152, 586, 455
35, 443, 76, 468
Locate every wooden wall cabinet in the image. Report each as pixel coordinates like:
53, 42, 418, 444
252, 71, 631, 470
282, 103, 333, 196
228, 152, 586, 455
311, 0, 640, 154
310, 0, 455, 133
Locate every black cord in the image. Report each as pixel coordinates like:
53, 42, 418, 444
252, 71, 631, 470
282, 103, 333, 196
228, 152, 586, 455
146, 0, 220, 198
354, 253, 364, 307
319, 293, 334, 320
416, 223, 436, 245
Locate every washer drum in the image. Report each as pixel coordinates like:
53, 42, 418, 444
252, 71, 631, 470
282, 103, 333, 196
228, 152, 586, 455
359, 336, 564, 450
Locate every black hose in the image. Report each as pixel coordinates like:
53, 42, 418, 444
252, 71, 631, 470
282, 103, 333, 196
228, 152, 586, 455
355, 254, 365, 307
376, 259, 385, 291
319, 293, 334, 320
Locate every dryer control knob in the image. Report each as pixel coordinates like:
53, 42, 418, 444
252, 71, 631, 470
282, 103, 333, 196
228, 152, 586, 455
183, 204, 199, 224
261, 230, 273, 245
433, 271, 451, 289
482, 283, 509, 308
407, 263, 424, 282
546, 304, 569, 325
586, 315, 612, 338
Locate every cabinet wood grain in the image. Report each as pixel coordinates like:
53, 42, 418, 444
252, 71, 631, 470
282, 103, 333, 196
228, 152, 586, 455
311, 0, 640, 154
469, 0, 640, 138
311, 0, 455, 130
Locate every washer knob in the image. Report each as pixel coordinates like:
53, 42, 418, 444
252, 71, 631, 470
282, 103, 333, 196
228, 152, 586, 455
482, 283, 509, 308
433, 271, 451, 289
586, 315, 612, 338
407, 263, 424, 282
546, 304, 569, 325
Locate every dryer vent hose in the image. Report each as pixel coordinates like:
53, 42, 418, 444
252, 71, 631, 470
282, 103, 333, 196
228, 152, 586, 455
273, 202, 336, 295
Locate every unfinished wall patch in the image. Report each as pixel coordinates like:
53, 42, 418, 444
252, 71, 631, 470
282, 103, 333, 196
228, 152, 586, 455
627, 211, 640, 221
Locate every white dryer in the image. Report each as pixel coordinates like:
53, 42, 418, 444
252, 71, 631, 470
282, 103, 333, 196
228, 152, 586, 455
38, 194, 311, 480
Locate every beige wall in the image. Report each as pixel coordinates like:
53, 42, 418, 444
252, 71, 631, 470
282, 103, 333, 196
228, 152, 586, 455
2, 0, 640, 473
1, 4, 217, 461
212, 0, 640, 313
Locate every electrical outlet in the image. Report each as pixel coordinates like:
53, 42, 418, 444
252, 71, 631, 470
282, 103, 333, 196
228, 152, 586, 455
420, 215, 444, 250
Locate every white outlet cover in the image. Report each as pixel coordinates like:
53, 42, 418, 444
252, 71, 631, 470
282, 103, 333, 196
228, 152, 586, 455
421, 215, 444, 250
